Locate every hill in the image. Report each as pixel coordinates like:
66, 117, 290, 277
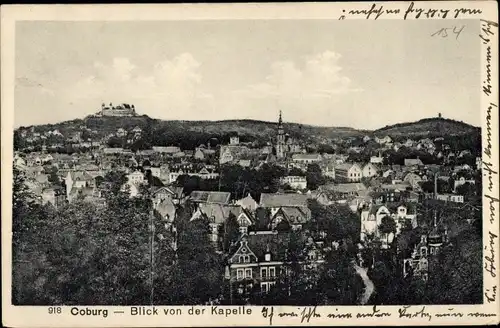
19, 115, 366, 143
373, 117, 480, 138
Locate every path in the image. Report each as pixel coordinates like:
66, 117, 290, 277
354, 264, 375, 305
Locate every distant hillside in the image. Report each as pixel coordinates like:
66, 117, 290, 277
170, 119, 365, 140
18, 115, 478, 145
19, 115, 366, 142
373, 117, 480, 138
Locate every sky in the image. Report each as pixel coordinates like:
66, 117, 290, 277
15, 19, 480, 129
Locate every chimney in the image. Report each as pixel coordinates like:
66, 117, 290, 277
264, 244, 271, 262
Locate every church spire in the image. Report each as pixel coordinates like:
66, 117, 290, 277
276, 110, 285, 159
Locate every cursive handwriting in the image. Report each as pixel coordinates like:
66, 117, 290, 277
327, 308, 353, 319
485, 285, 497, 303
468, 312, 497, 317
483, 103, 496, 158
357, 305, 391, 318
480, 19, 498, 45
398, 305, 433, 321
261, 306, 274, 325
483, 46, 493, 96
435, 308, 464, 318
485, 193, 499, 225
404, 2, 481, 20
431, 26, 465, 39
343, 2, 483, 20
484, 231, 498, 278
300, 306, 321, 323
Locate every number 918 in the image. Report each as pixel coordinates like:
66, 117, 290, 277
48, 307, 62, 314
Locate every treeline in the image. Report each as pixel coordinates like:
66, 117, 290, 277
365, 198, 482, 305
12, 168, 223, 305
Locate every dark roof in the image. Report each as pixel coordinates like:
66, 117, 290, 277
273, 207, 310, 224
245, 232, 292, 262
320, 183, 367, 194
189, 191, 231, 204
260, 193, 308, 208
194, 204, 254, 225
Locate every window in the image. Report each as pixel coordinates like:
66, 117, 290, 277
269, 267, 276, 278
261, 267, 268, 279
245, 268, 252, 279
245, 255, 250, 263
261, 282, 269, 293
237, 269, 244, 280
239, 226, 248, 234
421, 247, 428, 257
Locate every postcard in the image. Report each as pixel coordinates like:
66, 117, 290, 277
1, 2, 499, 327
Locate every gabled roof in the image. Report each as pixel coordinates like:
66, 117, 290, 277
334, 163, 361, 171
246, 232, 293, 262
260, 193, 308, 208
273, 207, 310, 224
189, 190, 231, 204
229, 231, 294, 263
193, 204, 254, 225
152, 186, 184, 198
368, 204, 391, 216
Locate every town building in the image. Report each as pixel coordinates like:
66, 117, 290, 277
362, 163, 379, 178
280, 175, 307, 190
96, 103, 137, 117
225, 231, 289, 296
334, 163, 363, 182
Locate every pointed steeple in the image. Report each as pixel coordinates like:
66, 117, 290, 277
276, 110, 286, 159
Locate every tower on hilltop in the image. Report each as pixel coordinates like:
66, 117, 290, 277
276, 110, 286, 159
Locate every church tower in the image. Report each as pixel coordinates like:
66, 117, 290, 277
276, 110, 286, 159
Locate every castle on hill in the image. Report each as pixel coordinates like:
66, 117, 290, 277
96, 103, 137, 117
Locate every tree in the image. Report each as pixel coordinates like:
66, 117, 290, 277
288, 167, 306, 176
270, 231, 320, 305
307, 199, 360, 243
456, 182, 475, 198
171, 214, 223, 304
378, 216, 397, 246
306, 163, 325, 190
318, 248, 364, 305
222, 212, 240, 252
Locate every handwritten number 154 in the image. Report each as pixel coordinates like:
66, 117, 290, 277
432, 26, 466, 39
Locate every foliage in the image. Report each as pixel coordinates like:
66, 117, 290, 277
12, 166, 223, 305
222, 212, 240, 252
306, 163, 325, 190
307, 199, 361, 243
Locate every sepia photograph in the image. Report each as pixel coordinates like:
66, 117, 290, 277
2, 2, 499, 327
